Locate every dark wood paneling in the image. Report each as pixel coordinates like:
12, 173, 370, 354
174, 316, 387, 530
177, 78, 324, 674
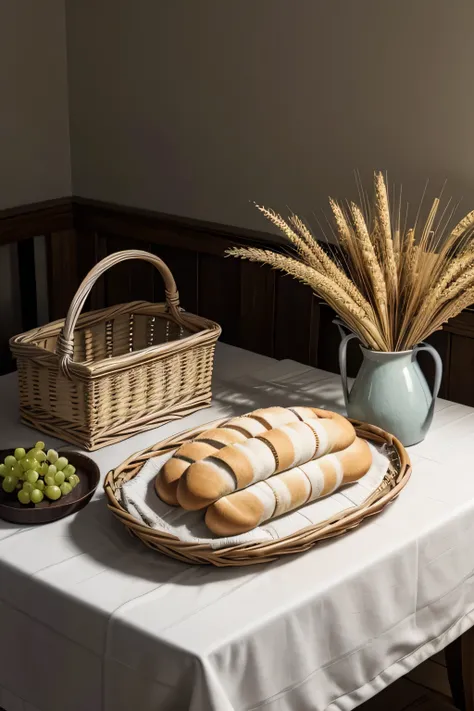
274, 274, 313, 363
105, 235, 156, 305
239, 261, 275, 357
46, 230, 78, 320
150, 244, 198, 313
76, 229, 97, 281
91, 234, 107, 311
99, 236, 199, 313
5, 194, 474, 408
73, 197, 286, 257
105, 235, 134, 305
309, 298, 322, 367
0, 198, 72, 246
443, 309, 474, 338
17, 238, 37, 331
448, 333, 474, 406
73, 197, 474, 408
445, 638, 465, 711
76, 229, 99, 313
0, 199, 74, 373
316, 305, 339, 373
198, 254, 241, 346
130, 245, 156, 303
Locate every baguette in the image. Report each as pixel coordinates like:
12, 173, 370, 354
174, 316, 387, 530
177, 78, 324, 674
155, 406, 322, 505
205, 437, 372, 535
177, 410, 355, 510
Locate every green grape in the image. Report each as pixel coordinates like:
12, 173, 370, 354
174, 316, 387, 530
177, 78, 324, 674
17, 489, 31, 505
4, 455, 17, 469
40, 462, 49, 476
2, 476, 18, 493
54, 471, 65, 485
21, 457, 35, 471
63, 464, 76, 479
60, 482, 72, 496
0, 463, 6, 478
68, 474, 80, 488
44, 475, 56, 487
45, 485, 61, 501
47, 449, 58, 464
22, 482, 34, 494
11, 462, 22, 478
35, 450, 47, 463
26, 469, 39, 484
47, 464, 57, 476
35, 479, 45, 491
27, 448, 39, 459
56, 457, 68, 471
30, 489, 44, 504
14, 448, 26, 460
35, 441, 45, 451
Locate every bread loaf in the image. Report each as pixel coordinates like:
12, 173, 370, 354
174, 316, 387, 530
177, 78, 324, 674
155, 406, 322, 505
176, 409, 355, 510
205, 437, 372, 535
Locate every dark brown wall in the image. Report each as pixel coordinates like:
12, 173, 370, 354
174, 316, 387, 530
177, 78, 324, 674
0, 0, 71, 209
67, 1, 474, 234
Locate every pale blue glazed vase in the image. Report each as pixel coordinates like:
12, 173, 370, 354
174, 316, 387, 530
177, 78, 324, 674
336, 322, 443, 446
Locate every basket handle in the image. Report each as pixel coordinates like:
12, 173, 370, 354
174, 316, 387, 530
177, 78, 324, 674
56, 249, 180, 377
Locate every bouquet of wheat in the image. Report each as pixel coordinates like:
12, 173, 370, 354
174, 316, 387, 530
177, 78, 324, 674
228, 172, 474, 352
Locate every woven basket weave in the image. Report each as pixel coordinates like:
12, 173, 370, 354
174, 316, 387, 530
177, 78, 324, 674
10, 250, 221, 450
104, 417, 411, 567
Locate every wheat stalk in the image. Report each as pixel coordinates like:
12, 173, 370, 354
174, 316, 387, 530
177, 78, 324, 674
254, 204, 319, 268
374, 171, 397, 298
451, 210, 474, 239
349, 201, 392, 347
287, 213, 374, 316
226, 174, 474, 352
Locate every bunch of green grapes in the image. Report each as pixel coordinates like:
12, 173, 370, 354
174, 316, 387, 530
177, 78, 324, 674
0, 441, 80, 505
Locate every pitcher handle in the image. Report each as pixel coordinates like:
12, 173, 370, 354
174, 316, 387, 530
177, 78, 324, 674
413, 342, 443, 418
337, 329, 360, 409
333, 318, 352, 342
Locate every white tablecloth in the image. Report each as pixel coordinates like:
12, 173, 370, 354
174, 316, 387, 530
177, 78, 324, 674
1, 343, 474, 711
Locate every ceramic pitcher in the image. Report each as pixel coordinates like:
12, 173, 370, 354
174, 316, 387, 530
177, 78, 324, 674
335, 321, 443, 446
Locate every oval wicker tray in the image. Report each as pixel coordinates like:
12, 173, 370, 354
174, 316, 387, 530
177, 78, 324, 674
104, 418, 411, 566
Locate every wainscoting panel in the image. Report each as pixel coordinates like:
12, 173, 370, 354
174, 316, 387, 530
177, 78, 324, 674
239, 260, 276, 357
448, 333, 474, 406
46, 229, 78, 320
274, 274, 315, 363
2, 195, 474, 408
151, 244, 199, 313
197, 253, 241, 347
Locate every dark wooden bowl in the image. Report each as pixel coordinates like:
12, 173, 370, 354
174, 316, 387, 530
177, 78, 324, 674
0, 450, 100, 525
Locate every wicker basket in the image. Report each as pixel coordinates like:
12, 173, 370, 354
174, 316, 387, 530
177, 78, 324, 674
104, 417, 411, 567
10, 250, 221, 450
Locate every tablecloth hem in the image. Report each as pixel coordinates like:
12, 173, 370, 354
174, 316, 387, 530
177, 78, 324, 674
243, 608, 474, 711
328, 608, 474, 710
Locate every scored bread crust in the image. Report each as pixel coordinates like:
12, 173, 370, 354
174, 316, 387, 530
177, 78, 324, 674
155, 406, 325, 505
205, 437, 372, 536
177, 412, 356, 510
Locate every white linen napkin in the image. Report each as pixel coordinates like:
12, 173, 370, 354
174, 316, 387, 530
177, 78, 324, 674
120, 443, 389, 550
